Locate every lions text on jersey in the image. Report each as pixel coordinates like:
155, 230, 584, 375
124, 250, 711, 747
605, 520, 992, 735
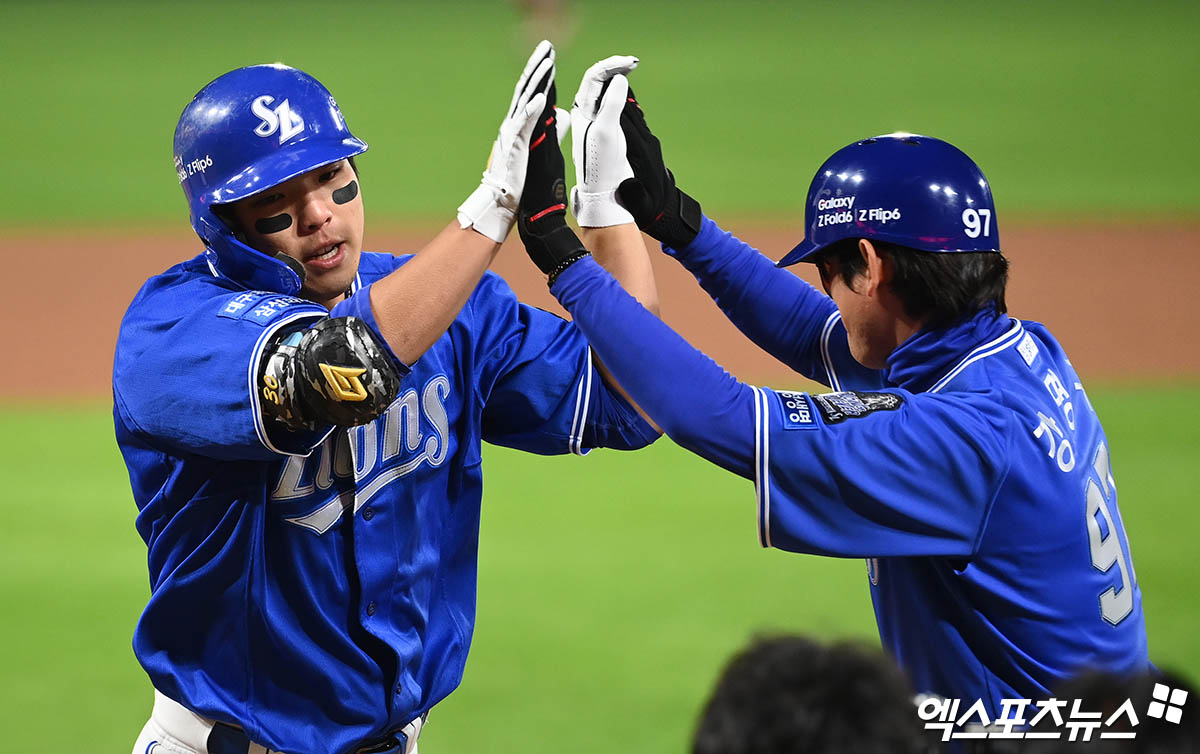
114, 250, 657, 754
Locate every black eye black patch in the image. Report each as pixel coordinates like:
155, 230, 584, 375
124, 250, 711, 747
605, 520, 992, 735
255, 213, 293, 234
332, 180, 359, 205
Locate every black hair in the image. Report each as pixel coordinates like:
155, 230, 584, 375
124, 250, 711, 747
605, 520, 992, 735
814, 238, 1009, 330
691, 635, 930, 754
1023, 667, 1199, 754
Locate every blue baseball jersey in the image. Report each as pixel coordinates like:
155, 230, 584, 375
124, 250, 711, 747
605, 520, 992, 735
113, 250, 657, 754
550, 217, 1149, 715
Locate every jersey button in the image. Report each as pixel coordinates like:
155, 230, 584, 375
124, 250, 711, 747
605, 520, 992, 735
363, 507, 374, 521
366, 601, 377, 616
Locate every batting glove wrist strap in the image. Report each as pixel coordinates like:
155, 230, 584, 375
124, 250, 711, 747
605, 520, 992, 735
616, 171, 702, 250
519, 216, 588, 279
614, 82, 703, 248
646, 184, 702, 249
457, 183, 516, 244
571, 186, 634, 228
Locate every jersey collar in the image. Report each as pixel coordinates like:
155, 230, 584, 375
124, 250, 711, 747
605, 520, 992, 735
884, 308, 1017, 392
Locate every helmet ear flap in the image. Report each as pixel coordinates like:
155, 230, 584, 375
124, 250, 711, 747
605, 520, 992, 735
210, 204, 242, 239
197, 211, 306, 293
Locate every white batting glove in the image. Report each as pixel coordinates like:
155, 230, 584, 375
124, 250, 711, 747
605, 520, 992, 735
554, 107, 570, 146
458, 41, 555, 243
570, 56, 639, 228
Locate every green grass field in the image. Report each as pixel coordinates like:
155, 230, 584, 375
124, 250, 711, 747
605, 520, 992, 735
2, 0, 1198, 750
1, 0, 1197, 226
0, 387, 1195, 752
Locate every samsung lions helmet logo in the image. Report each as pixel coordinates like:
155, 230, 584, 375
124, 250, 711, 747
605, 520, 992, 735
252, 95, 305, 143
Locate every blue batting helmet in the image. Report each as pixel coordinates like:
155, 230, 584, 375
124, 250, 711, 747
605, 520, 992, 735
173, 64, 368, 293
777, 133, 999, 268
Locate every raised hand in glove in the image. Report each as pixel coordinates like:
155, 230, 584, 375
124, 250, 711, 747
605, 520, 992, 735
517, 68, 589, 284
569, 55, 639, 227
616, 80, 703, 249
457, 40, 554, 244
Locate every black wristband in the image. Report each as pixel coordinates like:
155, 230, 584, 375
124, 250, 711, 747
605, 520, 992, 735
518, 216, 587, 276
617, 176, 703, 250
546, 250, 590, 286
665, 189, 702, 248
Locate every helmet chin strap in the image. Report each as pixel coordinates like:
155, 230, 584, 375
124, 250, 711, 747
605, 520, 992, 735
273, 252, 308, 286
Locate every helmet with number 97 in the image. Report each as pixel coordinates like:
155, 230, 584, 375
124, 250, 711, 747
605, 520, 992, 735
173, 64, 368, 293
777, 133, 999, 268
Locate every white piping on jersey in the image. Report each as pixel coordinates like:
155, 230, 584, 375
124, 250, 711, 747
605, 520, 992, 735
569, 348, 594, 455
928, 319, 1024, 394
206, 256, 221, 279
250, 310, 332, 457
752, 386, 772, 548
819, 311, 842, 391
285, 450, 431, 534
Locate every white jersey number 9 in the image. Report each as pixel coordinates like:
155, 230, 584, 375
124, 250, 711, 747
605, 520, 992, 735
962, 208, 992, 238
1086, 441, 1136, 625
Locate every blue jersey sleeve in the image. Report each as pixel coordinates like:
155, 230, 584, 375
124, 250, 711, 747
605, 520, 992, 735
114, 274, 331, 460
751, 387, 1011, 557
466, 271, 658, 455
552, 256, 758, 476
665, 216, 883, 390
551, 256, 1010, 556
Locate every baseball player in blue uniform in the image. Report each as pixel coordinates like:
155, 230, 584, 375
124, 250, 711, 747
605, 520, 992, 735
117, 45, 658, 754
516, 59, 1150, 719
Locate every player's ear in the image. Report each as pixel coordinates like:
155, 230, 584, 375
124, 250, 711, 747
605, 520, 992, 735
858, 239, 890, 296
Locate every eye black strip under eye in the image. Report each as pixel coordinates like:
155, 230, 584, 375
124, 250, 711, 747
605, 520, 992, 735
255, 213, 293, 234
332, 180, 359, 205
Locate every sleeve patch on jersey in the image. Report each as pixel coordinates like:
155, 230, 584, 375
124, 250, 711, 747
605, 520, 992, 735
1017, 333, 1039, 367
774, 390, 819, 430
218, 292, 314, 326
813, 391, 904, 424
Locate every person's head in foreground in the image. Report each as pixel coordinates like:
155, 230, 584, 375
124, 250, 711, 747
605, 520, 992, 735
692, 635, 929, 754
1024, 668, 1198, 754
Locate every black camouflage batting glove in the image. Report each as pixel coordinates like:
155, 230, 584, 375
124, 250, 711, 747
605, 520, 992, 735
616, 86, 703, 249
518, 76, 589, 284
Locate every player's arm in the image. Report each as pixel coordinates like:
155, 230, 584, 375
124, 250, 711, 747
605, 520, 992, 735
568, 55, 659, 318
614, 68, 877, 388
463, 271, 660, 455
545, 254, 1009, 557
261, 43, 557, 433
562, 57, 664, 427
332, 220, 515, 370
345, 42, 554, 367
515, 61, 662, 432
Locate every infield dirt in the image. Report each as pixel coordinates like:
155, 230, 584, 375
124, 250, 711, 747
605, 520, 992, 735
6, 223, 1196, 399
